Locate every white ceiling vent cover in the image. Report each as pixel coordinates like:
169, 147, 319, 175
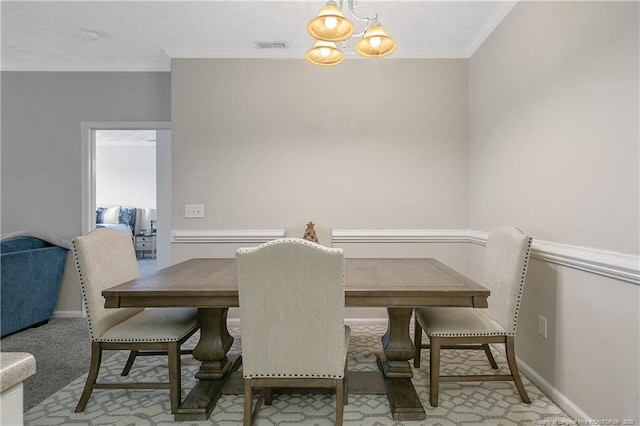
255, 41, 288, 49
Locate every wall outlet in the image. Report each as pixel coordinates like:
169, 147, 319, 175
184, 204, 204, 218
537, 314, 548, 339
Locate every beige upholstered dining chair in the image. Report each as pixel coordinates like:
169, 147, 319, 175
413, 226, 533, 407
236, 238, 350, 426
71, 228, 199, 413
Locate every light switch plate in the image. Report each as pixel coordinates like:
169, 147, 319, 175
185, 204, 204, 218
537, 315, 548, 339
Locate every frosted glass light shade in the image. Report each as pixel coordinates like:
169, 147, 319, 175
354, 24, 397, 58
306, 40, 345, 67
307, 2, 354, 42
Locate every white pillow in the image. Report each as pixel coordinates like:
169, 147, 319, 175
102, 206, 121, 224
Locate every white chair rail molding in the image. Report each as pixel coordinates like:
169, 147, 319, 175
171, 229, 285, 244
171, 228, 639, 285
331, 229, 640, 285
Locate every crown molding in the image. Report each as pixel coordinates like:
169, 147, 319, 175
164, 48, 304, 60
1, 61, 170, 72
2, 49, 474, 72
465, 0, 519, 57
165, 48, 469, 60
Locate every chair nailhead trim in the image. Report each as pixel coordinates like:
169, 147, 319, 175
100, 325, 198, 343
72, 241, 98, 341
101, 338, 179, 343
510, 232, 532, 335
236, 237, 342, 255
430, 332, 506, 337
247, 374, 342, 378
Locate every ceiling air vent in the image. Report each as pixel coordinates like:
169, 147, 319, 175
255, 41, 288, 49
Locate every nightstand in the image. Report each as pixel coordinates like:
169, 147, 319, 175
135, 234, 156, 259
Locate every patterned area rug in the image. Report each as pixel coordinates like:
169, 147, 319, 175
25, 325, 570, 425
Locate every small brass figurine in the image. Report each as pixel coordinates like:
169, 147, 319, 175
303, 221, 319, 244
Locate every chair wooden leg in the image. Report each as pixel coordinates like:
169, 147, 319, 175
244, 378, 254, 426
121, 350, 138, 376
75, 342, 102, 412
429, 337, 441, 408
264, 387, 273, 405
482, 344, 499, 369
336, 378, 344, 426
343, 363, 349, 405
167, 342, 181, 413
505, 336, 530, 404
414, 316, 423, 368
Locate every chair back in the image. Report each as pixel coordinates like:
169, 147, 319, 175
72, 228, 143, 341
237, 238, 346, 379
481, 226, 532, 336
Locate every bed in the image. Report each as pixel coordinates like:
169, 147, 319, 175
96, 223, 134, 235
96, 206, 156, 237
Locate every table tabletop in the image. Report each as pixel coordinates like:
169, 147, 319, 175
103, 257, 489, 309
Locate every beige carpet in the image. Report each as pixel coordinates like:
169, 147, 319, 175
25, 325, 571, 425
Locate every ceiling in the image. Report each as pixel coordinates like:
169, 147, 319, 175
1, 1, 516, 72
96, 130, 157, 146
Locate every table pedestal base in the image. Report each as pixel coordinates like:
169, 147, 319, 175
193, 308, 234, 380
175, 355, 241, 421
376, 352, 426, 421
176, 307, 238, 421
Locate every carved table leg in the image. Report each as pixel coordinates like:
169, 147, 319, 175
175, 307, 241, 421
376, 307, 426, 421
193, 308, 234, 379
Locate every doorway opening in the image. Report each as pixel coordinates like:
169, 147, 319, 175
82, 122, 171, 275
95, 129, 157, 275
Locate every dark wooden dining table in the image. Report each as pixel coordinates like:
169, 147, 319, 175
102, 257, 489, 421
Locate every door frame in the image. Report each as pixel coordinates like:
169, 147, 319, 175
81, 122, 172, 267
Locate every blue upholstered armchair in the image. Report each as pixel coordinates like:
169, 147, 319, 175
1, 233, 70, 337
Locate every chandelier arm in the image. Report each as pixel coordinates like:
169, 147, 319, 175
339, 0, 377, 23
351, 28, 368, 38
349, 9, 375, 24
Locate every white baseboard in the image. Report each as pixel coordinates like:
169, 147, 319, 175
227, 318, 388, 328
491, 344, 590, 420
52, 311, 83, 318
345, 318, 388, 327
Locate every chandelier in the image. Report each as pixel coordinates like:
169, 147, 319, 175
306, 0, 397, 67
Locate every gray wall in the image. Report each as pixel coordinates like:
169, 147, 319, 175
1, 72, 170, 239
468, 1, 639, 420
170, 58, 469, 241
1, 72, 171, 312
